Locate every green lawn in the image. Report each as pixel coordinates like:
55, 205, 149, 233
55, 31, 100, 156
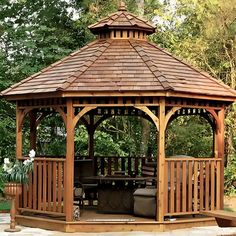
0, 199, 11, 211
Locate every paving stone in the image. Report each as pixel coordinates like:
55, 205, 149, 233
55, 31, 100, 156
1, 214, 236, 236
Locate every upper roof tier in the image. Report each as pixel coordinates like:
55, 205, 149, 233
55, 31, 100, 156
1, 3, 236, 101
89, 2, 155, 37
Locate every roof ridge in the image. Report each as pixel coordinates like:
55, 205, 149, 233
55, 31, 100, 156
147, 41, 236, 96
129, 40, 174, 91
89, 10, 154, 32
123, 11, 153, 28
1, 41, 98, 96
123, 11, 134, 27
57, 39, 112, 91
89, 12, 121, 29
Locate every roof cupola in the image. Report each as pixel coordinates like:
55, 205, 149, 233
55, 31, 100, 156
89, 2, 155, 40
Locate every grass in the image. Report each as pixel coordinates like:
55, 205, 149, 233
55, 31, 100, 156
224, 207, 235, 212
0, 199, 11, 211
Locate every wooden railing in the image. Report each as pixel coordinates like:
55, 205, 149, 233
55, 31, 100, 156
19, 157, 66, 216
75, 155, 155, 176
164, 157, 222, 216
18, 156, 222, 217
97, 156, 147, 176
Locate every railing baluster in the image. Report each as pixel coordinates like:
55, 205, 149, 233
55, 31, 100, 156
128, 157, 131, 176
135, 158, 139, 175
108, 158, 112, 175
38, 161, 42, 211
114, 157, 118, 171
48, 161, 52, 212
188, 160, 193, 212
176, 161, 181, 213
216, 160, 221, 209
23, 183, 28, 208
58, 162, 62, 212
63, 160, 66, 213
193, 161, 199, 212
33, 162, 37, 210
121, 157, 125, 172
182, 161, 187, 212
211, 161, 215, 210
170, 161, 175, 213
28, 172, 33, 209
199, 161, 204, 210
164, 161, 169, 214
205, 161, 210, 210
43, 160, 47, 211
52, 161, 57, 212
100, 157, 105, 175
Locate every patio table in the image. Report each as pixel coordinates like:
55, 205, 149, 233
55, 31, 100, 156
85, 176, 155, 214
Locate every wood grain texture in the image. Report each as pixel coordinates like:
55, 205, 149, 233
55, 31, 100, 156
3, 38, 236, 101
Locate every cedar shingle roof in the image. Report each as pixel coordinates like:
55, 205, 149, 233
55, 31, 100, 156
89, 2, 155, 34
2, 4, 236, 101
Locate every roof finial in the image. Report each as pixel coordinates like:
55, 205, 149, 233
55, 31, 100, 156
118, 1, 127, 11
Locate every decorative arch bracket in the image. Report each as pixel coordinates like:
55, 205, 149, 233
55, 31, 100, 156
164, 107, 181, 130
134, 106, 159, 131
72, 106, 97, 129
206, 108, 222, 134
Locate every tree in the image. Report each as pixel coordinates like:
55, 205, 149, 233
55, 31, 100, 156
151, 0, 236, 164
0, 0, 85, 160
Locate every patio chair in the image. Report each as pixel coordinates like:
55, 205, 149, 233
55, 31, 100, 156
74, 159, 98, 205
141, 162, 157, 187
74, 181, 84, 208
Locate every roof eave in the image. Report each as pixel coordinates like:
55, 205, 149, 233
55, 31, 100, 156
1, 91, 64, 101
89, 25, 155, 34
2, 90, 236, 103
61, 90, 236, 102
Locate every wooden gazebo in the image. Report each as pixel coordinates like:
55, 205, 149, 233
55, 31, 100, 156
2, 2, 236, 232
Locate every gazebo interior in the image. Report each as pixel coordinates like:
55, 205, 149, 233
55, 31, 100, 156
2, 2, 236, 233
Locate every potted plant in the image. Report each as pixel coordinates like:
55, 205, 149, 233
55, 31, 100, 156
1, 149, 35, 232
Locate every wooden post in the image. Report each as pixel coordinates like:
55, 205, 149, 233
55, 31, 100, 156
65, 99, 74, 221
157, 98, 165, 222
29, 110, 37, 151
218, 108, 225, 209
88, 114, 96, 175
214, 124, 218, 158
16, 104, 23, 159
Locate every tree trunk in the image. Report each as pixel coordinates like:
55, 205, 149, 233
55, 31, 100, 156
140, 119, 151, 156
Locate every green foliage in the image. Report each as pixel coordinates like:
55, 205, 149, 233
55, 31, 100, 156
0, 101, 16, 160
224, 158, 236, 195
3, 160, 33, 184
94, 130, 126, 156
36, 114, 66, 156
74, 125, 88, 156
0, 167, 5, 193
2, 152, 34, 184
166, 116, 213, 157
0, 199, 11, 211
0, 0, 235, 194
150, 0, 236, 190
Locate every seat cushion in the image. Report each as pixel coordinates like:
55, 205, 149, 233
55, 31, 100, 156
133, 188, 157, 197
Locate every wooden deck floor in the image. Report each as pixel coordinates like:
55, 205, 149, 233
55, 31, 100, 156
16, 206, 217, 233
80, 206, 155, 222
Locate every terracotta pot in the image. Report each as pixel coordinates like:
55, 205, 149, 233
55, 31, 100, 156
4, 182, 22, 232
4, 183, 22, 197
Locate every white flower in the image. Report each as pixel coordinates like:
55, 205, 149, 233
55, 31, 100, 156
23, 160, 28, 165
29, 149, 36, 159
4, 158, 10, 164
3, 163, 8, 171
7, 168, 12, 174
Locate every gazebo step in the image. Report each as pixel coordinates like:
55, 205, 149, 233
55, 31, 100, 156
201, 210, 236, 227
